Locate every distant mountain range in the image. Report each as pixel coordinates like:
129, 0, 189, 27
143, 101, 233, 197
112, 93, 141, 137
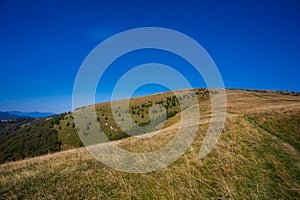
0, 111, 24, 120
0, 111, 56, 120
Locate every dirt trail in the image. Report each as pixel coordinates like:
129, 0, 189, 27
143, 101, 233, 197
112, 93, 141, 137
264, 129, 298, 155
245, 115, 299, 155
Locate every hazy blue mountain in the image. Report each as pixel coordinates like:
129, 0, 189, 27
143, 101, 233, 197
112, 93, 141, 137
7, 111, 56, 118
0, 111, 24, 120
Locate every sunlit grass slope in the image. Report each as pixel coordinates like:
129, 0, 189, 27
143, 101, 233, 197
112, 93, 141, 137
0, 89, 300, 199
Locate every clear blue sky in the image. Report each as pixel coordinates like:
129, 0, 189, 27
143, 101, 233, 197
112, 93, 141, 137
0, 0, 299, 113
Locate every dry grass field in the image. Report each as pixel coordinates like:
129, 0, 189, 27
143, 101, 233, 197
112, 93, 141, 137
0, 89, 299, 199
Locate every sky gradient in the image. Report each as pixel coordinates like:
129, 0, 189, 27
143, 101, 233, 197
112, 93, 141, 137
0, 0, 299, 113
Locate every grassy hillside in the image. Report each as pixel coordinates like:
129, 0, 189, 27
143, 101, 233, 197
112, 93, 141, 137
0, 89, 299, 199
0, 116, 63, 164
246, 109, 300, 151
0, 89, 208, 162
50, 88, 209, 150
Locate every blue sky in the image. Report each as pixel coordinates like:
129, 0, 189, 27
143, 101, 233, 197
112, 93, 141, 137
0, 0, 299, 113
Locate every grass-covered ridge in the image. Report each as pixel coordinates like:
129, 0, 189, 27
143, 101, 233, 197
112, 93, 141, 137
0, 89, 208, 163
0, 89, 299, 199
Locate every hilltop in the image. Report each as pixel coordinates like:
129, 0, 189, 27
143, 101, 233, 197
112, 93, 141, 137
0, 89, 299, 199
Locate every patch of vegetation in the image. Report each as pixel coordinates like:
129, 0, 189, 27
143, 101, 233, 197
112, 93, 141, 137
0, 118, 35, 136
54, 113, 81, 150
0, 118, 61, 164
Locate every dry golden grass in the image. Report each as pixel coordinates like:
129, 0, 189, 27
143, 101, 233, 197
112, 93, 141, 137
1, 89, 300, 199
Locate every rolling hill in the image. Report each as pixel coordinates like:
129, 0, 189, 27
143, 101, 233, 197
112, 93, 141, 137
0, 89, 299, 199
